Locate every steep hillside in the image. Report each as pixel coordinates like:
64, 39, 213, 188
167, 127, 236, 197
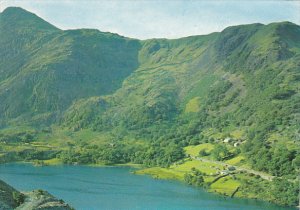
63, 21, 300, 138
0, 7, 140, 126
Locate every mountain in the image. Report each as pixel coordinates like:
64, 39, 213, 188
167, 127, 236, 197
0, 7, 299, 207
0, 7, 140, 126
0, 7, 299, 131
63, 21, 300, 136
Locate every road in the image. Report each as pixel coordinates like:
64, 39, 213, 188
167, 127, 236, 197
192, 156, 275, 181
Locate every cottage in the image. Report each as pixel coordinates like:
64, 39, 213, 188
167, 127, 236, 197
223, 137, 232, 143
234, 142, 241, 147
220, 170, 229, 175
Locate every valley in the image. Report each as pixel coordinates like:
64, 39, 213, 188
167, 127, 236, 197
0, 6, 299, 208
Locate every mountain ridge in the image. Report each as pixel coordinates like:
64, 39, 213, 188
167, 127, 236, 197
0, 7, 142, 125
0, 7, 299, 207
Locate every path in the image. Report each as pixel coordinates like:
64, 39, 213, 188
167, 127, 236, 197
192, 156, 275, 181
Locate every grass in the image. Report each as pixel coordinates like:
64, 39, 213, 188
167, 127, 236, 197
135, 159, 243, 197
136, 144, 223, 183
184, 143, 214, 157
111, 163, 142, 168
184, 74, 217, 103
135, 144, 247, 198
209, 176, 241, 196
43, 158, 63, 165
36, 127, 113, 148
185, 97, 201, 113
230, 130, 245, 139
135, 158, 223, 181
134, 167, 184, 180
135, 158, 222, 183
225, 155, 245, 165
171, 159, 220, 175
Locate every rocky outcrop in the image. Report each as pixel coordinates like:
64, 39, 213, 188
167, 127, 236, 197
0, 179, 20, 210
0, 179, 73, 210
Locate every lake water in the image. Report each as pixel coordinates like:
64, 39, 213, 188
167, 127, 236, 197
0, 163, 296, 210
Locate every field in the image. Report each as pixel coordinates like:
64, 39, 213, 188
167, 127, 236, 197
184, 143, 215, 157
135, 142, 246, 197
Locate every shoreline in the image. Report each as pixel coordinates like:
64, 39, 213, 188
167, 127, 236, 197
15, 159, 143, 168
1, 160, 297, 209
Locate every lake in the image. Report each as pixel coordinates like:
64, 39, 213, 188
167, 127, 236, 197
0, 163, 296, 210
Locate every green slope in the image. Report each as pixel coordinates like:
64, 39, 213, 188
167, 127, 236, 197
63, 21, 299, 137
0, 7, 141, 126
0, 7, 299, 207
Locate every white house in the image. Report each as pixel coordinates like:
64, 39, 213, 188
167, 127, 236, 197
234, 142, 241, 147
223, 137, 232, 143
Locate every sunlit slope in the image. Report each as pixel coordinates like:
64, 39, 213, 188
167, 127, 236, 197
63, 21, 300, 140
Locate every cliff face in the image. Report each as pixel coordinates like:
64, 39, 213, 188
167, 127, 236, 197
0, 179, 73, 210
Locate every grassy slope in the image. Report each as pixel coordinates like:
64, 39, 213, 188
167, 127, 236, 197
63, 22, 299, 140
135, 143, 265, 199
0, 7, 299, 207
0, 7, 141, 126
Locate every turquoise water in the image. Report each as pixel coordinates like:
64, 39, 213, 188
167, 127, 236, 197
0, 163, 296, 210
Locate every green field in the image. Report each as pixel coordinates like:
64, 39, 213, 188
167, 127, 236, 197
225, 156, 245, 165
209, 177, 240, 195
184, 143, 215, 157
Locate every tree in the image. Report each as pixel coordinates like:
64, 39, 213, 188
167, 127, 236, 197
13, 192, 25, 206
199, 149, 208, 157
211, 144, 230, 161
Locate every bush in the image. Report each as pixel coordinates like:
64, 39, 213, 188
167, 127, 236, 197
199, 149, 209, 156
12, 192, 25, 206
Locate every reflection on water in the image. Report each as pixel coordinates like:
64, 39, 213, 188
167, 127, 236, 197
0, 163, 296, 210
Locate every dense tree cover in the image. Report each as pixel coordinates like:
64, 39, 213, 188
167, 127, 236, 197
0, 131, 36, 143
244, 142, 297, 177
239, 177, 299, 206
0, 149, 58, 163
211, 144, 231, 161
59, 141, 185, 167
242, 128, 298, 177
270, 178, 299, 206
